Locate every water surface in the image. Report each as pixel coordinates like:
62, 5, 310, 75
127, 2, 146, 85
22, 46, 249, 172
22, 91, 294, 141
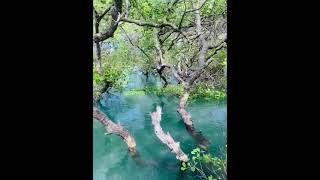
93, 70, 227, 180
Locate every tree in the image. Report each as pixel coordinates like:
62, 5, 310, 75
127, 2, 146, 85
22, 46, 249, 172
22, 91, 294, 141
93, 0, 227, 159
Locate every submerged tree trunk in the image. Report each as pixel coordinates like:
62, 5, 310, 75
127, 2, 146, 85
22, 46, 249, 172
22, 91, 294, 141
93, 107, 137, 155
177, 92, 211, 150
178, 92, 193, 129
150, 106, 189, 162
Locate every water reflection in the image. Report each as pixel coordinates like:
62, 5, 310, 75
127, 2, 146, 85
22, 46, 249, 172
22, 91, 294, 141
93, 70, 227, 180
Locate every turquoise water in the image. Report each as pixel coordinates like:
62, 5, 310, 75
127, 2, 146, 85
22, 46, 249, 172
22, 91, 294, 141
93, 70, 227, 180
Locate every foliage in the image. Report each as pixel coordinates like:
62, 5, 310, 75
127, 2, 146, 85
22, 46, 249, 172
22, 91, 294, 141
124, 83, 226, 101
181, 146, 227, 180
190, 83, 226, 101
124, 89, 146, 96
93, 0, 227, 98
93, 31, 135, 95
202, 0, 227, 17
125, 85, 184, 96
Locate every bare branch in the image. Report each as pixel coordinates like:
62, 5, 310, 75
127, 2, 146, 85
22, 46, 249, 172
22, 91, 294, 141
206, 42, 227, 61
120, 17, 175, 28
96, 5, 113, 23
94, 12, 121, 42
120, 26, 152, 61
120, 18, 190, 42
178, 0, 209, 29
193, 0, 209, 67
161, 30, 175, 44
167, 33, 181, 51
93, 0, 123, 43
185, 0, 209, 13
171, 0, 182, 7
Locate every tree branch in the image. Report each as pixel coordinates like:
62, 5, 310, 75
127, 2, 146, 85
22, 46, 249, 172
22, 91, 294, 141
193, 0, 209, 67
120, 26, 152, 62
94, 12, 121, 42
185, 0, 209, 13
206, 41, 227, 61
120, 17, 176, 28
93, 0, 123, 43
178, 0, 209, 29
96, 5, 113, 23
120, 18, 190, 42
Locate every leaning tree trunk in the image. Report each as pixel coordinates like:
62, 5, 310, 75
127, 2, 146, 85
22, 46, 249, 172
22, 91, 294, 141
150, 106, 189, 162
177, 92, 211, 150
178, 92, 193, 130
93, 107, 137, 155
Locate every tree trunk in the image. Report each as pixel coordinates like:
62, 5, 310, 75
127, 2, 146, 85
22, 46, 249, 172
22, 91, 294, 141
157, 66, 168, 88
144, 71, 149, 81
93, 8, 102, 74
178, 92, 193, 129
93, 107, 137, 154
150, 106, 189, 162
177, 92, 211, 150
95, 42, 102, 73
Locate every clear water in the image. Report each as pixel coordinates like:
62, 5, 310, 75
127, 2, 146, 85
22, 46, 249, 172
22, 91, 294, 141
93, 70, 227, 180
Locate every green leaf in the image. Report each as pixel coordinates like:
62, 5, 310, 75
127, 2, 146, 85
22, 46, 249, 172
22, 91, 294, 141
208, 175, 213, 180
180, 167, 187, 171
182, 162, 186, 167
191, 167, 195, 172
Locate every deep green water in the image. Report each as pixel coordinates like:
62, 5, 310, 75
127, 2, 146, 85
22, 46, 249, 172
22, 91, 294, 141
93, 70, 227, 180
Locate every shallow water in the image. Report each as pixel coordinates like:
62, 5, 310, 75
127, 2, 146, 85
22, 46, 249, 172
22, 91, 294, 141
93, 70, 227, 180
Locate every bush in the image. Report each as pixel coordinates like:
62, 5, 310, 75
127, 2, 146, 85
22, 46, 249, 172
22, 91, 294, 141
181, 146, 227, 180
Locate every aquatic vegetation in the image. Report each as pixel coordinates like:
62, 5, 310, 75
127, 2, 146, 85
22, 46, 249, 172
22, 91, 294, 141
124, 84, 226, 101
190, 85, 227, 101
124, 85, 184, 97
